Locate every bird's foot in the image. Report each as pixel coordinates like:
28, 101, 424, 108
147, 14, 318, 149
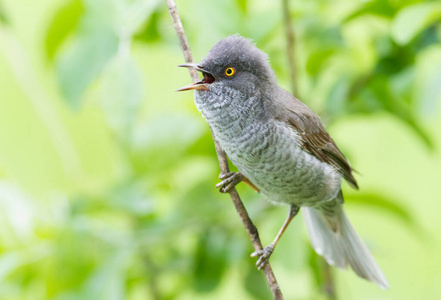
215, 172, 244, 193
251, 243, 275, 270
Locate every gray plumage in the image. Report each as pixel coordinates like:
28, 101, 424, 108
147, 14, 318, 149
184, 35, 388, 289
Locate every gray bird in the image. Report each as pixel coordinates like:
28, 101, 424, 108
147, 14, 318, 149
177, 35, 388, 289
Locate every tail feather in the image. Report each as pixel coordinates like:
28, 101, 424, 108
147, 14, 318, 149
303, 195, 389, 289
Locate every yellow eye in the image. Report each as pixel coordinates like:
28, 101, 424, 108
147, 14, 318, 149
225, 67, 235, 77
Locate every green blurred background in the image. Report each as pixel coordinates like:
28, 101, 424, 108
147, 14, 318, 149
0, 0, 441, 299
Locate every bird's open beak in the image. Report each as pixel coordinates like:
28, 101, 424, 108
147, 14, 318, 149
176, 63, 214, 92
175, 82, 208, 92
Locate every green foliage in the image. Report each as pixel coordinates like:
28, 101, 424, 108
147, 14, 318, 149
347, 193, 415, 227
0, 2, 9, 25
244, 262, 272, 299
236, 0, 248, 15
0, 0, 441, 299
134, 6, 165, 43
57, 27, 118, 109
44, 0, 84, 61
193, 229, 228, 292
391, 2, 441, 45
100, 54, 143, 140
55, 0, 119, 109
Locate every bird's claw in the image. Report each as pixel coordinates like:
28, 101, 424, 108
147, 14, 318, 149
215, 172, 243, 193
251, 244, 274, 270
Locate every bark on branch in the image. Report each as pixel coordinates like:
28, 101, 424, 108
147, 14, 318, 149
167, 1, 284, 299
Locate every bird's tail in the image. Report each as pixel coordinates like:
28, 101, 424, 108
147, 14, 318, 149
302, 192, 389, 289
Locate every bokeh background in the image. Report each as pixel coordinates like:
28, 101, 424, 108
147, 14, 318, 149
1, 0, 441, 299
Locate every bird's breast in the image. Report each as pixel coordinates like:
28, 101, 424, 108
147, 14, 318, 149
194, 90, 341, 206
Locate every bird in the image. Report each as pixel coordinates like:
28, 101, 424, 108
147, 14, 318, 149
177, 35, 388, 289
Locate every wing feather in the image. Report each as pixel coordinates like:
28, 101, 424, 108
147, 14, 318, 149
272, 88, 358, 189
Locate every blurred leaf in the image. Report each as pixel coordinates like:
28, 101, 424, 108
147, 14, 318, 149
347, 193, 414, 226
0, 2, 8, 24
0, 244, 52, 282
192, 229, 228, 292
413, 26, 441, 52
84, 250, 130, 300
308, 247, 323, 289
134, 8, 163, 43
44, 0, 84, 61
236, 0, 248, 15
389, 66, 414, 104
354, 73, 434, 149
420, 68, 441, 114
0, 252, 22, 283
386, 97, 434, 150
344, 0, 396, 22
391, 3, 441, 45
100, 53, 143, 140
132, 114, 205, 172
326, 77, 349, 116
401, 116, 434, 150
243, 262, 272, 299
416, 46, 441, 116
0, 181, 36, 241
374, 45, 414, 75
306, 48, 335, 75
57, 26, 118, 109
56, 0, 160, 109
56, 0, 120, 109
108, 180, 153, 216
122, 0, 162, 36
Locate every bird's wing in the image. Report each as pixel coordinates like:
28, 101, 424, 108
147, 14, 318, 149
273, 88, 358, 189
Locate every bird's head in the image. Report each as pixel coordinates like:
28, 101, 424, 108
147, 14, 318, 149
177, 35, 276, 95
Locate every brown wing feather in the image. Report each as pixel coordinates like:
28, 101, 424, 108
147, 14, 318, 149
272, 88, 358, 189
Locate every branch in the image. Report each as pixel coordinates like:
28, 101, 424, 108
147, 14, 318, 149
144, 255, 162, 300
322, 260, 337, 300
167, 1, 283, 299
282, 0, 298, 97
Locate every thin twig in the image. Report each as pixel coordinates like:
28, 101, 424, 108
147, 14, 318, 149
282, 0, 298, 97
144, 255, 162, 300
167, 1, 284, 299
282, 1, 337, 299
322, 260, 337, 300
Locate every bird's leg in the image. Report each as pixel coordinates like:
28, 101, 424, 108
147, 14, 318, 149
216, 172, 260, 193
251, 204, 300, 270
